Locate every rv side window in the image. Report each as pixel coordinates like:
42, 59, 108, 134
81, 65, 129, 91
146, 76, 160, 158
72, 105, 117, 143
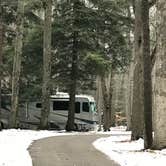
82, 102, 89, 112
53, 101, 80, 113
36, 103, 42, 108
53, 101, 68, 111
75, 102, 80, 113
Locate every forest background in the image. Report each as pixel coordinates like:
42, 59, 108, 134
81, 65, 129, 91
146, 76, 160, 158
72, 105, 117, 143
0, 0, 166, 150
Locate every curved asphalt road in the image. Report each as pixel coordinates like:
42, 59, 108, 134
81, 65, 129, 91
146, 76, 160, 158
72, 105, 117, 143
29, 134, 120, 166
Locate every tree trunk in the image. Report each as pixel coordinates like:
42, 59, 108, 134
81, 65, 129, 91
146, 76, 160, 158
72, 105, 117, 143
66, 30, 78, 131
141, 0, 152, 149
0, 0, 3, 130
10, 0, 24, 128
109, 71, 114, 127
131, 0, 153, 148
40, 0, 52, 129
153, 0, 166, 149
66, 0, 79, 131
95, 75, 103, 131
101, 76, 110, 131
125, 4, 133, 131
131, 0, 144, 140
112, 74, 120, 126
125, 68, 131, 130
126, 61, 134, 131
101, 71, 113, 131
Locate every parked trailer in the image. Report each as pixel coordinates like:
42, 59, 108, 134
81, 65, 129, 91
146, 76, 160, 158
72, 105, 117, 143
18, 92, 98, 130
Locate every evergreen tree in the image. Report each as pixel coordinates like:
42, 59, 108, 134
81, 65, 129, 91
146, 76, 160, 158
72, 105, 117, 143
0, 0, 131, 130
52, 0, 99, 131
90, 0, 131, 131
52, 0, 131, 131
21, 27, 43, 102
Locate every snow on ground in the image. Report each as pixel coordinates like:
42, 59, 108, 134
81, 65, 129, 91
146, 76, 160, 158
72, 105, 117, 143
0, 129, 77, 166
1, 127, 166, 166
94, 126, 166, 166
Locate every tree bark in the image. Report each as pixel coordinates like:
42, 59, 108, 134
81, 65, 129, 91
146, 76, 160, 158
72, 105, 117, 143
101, 71, 113, 131
0, 0, 3, 130
125, 3, 133, 131
66, 0, 79, 131
109, 72, 114, 127
153, 0, 166, 149
126, 61, 134, 131
40, 0, 52, 129
131, 0, 144, 140
141, 0, 153, 149
66, 30, 78, 131
10, 0, 24, 128
101, 76, 110, 131
95, 75, 103, 131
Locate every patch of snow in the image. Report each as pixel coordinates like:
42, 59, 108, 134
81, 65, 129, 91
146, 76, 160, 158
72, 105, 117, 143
0, 129, 76, 166
93, 127, 166, 166
1, 127, 166, 166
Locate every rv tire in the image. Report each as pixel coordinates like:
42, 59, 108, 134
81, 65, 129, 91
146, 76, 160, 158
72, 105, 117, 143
0, 122, 4, 129
74, 124, 78, 131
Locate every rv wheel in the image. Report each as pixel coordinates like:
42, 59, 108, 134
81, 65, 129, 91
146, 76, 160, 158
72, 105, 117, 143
74, 124, 78, 131
65, 124, 78, 131
0, 122, 4, 130
48, 122, 60, 130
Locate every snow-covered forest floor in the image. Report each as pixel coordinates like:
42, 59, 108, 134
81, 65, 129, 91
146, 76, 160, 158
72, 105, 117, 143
93, 126, 166, 166
0, 127, 166, 166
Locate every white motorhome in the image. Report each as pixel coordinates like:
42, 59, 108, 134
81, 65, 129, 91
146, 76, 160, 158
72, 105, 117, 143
20, 92, 98, 130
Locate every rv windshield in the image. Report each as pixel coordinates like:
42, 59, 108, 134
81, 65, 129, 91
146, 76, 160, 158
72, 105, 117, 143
90, 102, 96, 112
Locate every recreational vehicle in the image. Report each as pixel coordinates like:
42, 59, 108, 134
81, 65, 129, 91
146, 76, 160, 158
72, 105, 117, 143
18, 92, 98, 130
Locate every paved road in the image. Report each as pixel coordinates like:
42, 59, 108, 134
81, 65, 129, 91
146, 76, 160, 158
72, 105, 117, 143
29, 134, 120, 166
